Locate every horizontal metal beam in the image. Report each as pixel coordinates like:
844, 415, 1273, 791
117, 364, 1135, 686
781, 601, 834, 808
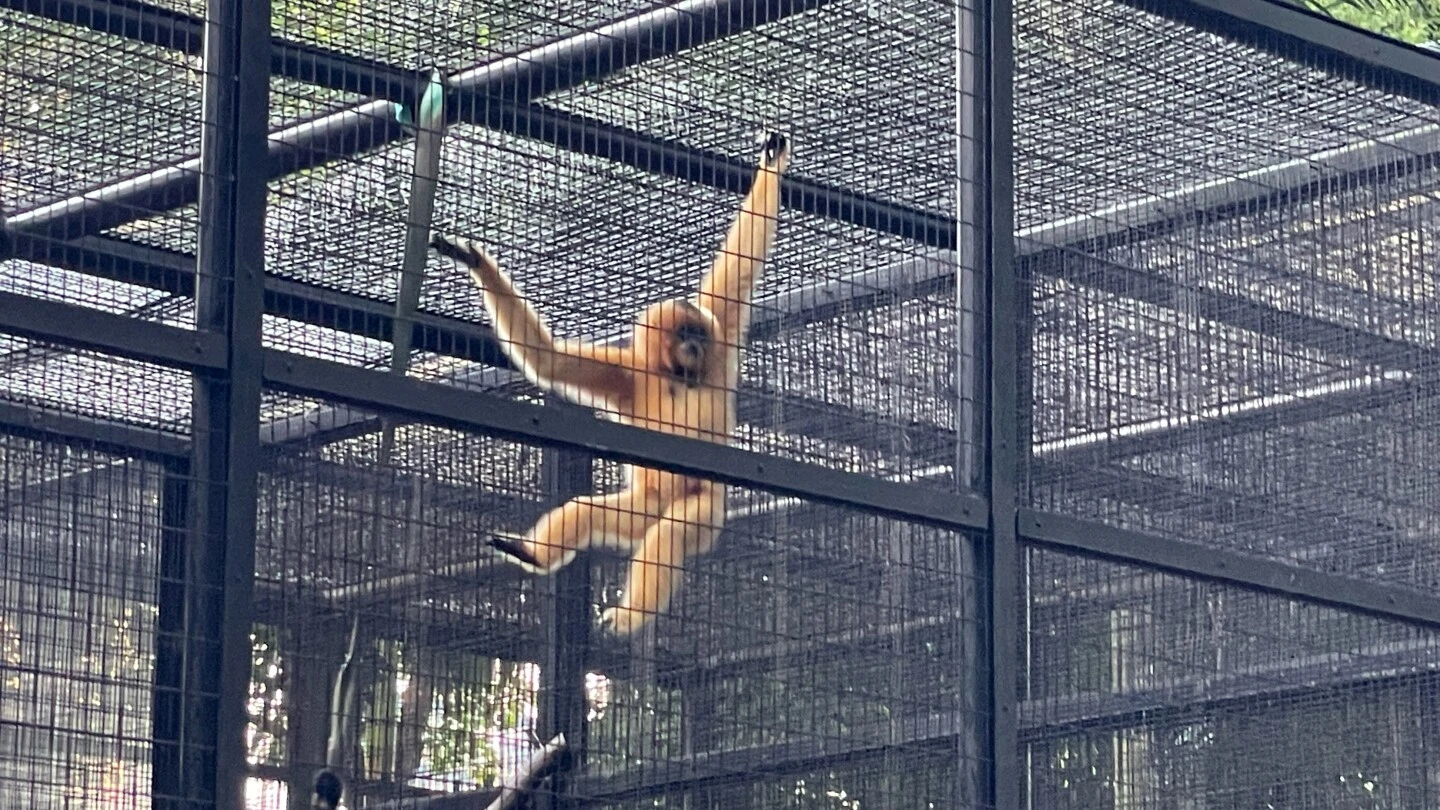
0, 397, 188, 459
8, 0, 831, 241
1118, 0, 1440, 109
1020, 508, 1440, 630
0, 290, 227, 370
561, 638, 1440, 804
260, 348, 990, 532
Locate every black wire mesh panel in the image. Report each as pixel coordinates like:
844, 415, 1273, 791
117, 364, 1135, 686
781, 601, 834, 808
1015, 0, 1440, 593
248, 391, 984, 808
0, 360, 221, 810
80, 0, 970, 491
1021, 546, 1440, 807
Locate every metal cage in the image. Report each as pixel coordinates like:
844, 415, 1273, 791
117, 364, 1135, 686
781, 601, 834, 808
3, 0, 1440, 807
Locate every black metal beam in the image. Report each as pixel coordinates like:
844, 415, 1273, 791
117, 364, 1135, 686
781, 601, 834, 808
1118, 0, 1440, 109
260, 347, 991, 532
537, 403, 595, 810
1019, 509, 1440, 630
7, 0, 831, 242
980, 0, 1019, 807
150, 457, 189, 804
0, 290, 227, 370
0, 397, 188, 459
179, 0, 271, 804
553, 636, 1440, 804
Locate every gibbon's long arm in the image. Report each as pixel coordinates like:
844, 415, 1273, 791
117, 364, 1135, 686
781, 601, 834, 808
696, 132, 791, 347
431, 235, 633, 412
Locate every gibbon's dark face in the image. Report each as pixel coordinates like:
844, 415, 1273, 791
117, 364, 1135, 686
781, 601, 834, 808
636, 298, 715, 387
667, 320, 711, 384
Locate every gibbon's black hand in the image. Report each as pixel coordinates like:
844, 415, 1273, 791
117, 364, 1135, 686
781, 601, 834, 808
758, 131, 789, 168
491, 534, 544, 569
430, 233, 482, 266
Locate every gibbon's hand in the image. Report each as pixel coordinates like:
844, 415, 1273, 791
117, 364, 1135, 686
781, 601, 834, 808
430, 233, 490, 288
757, 131, 790, 172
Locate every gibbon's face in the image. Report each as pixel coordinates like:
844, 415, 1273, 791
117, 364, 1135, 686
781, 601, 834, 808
636, 299, 717, 385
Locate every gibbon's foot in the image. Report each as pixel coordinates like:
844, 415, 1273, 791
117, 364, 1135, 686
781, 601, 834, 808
312, 769, 342, 810
489, 535, 548, 572
599, 604, 649, 636
757, 131, 790, 168
429, 233, 487, 267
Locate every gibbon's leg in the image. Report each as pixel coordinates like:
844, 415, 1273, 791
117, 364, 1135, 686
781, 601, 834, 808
600, 484, 726, 635
492, 488, 663, 575
431, 234, 635, 413
695, 132, 792, 348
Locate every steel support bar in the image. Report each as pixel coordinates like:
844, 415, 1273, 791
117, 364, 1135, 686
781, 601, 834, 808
260, 348, 991, 532
8, 0, 829, 242
536, 406, 595, 810
0, 290, 227, 370
1118, 0, 1440, 108
546, 636, 1439, 803
979, 0, 1019, 806
1019, 509, 1440, 629
174, 0, 271, 804
0, 397, 189, 459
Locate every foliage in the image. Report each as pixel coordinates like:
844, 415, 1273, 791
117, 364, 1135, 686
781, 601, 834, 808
1304, 0, 1440, 44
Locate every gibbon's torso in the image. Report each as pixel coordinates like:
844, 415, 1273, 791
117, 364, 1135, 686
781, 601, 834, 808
620, 298, 740, 502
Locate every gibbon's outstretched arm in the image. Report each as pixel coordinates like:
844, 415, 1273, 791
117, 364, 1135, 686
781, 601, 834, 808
696, 132, 791, 349
430, 235, 634, 413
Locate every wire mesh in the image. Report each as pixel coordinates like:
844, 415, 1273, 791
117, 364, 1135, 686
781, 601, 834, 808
1022, 545, 1440, 807
247, 391, 984, 808
0, 423, 187, 807
1017, 0, 1440, 593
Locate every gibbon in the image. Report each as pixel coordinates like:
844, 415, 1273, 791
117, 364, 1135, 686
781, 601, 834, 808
430, 131, 791, 635
312, 769, 342, 810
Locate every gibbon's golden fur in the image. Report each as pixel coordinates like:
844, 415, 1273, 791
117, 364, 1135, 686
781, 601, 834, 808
430, 131, 791, 635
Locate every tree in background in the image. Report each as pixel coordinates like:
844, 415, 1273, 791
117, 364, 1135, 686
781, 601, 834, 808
1303, 0, 1440, 44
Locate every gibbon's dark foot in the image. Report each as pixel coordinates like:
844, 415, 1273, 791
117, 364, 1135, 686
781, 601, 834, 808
429, 233, 484, 267
490, 534, 546, 570
757, 131, 789, 168
312, 769, 342, 810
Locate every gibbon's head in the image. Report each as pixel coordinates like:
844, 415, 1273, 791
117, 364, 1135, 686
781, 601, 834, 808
635, 298, 718, 386
312, 769, 343, 810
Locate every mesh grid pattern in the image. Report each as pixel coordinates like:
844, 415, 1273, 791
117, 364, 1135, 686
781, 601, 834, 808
0, 434, 161, 807
9, 0, 1440, 806
252, 394, 982, 807
1018, 0, 1440, 593
1022, 547, 1440, 807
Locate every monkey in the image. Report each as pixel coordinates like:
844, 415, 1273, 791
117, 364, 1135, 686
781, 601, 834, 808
430, 131, 791, 635
312, 768, 343, 810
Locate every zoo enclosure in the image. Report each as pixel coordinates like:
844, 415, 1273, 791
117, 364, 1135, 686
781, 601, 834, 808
5, 0, 1440, 807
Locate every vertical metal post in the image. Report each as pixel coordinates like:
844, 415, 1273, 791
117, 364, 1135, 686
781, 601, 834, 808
152, 458, 189, 806
976, 0, 1020, 806
537, 400, 595, 809
185, 0, 271, 804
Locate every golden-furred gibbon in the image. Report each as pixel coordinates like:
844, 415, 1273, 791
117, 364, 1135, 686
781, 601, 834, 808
430, 131, 791, 635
